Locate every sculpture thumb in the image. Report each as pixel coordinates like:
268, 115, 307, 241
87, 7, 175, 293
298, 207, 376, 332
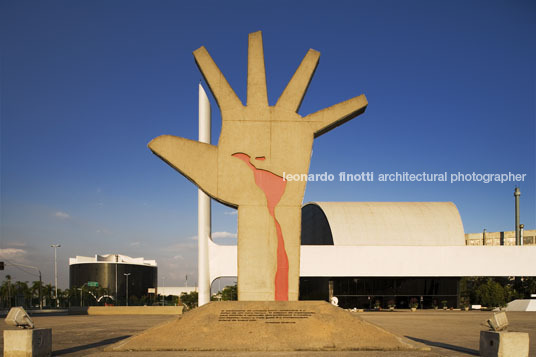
148, 135, 218, 197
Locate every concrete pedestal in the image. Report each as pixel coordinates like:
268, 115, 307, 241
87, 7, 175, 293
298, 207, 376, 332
3, 328, 52, 357
479, 330, 529, 357
109, 301, 425, 352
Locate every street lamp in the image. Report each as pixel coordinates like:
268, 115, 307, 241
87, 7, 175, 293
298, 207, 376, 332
162, 276, 165, 306
124, 273, 131, 306
78, 283, 87, 307
50, 244, 61, 307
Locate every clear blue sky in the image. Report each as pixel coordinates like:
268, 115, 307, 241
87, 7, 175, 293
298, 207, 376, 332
1, 0, 534, 289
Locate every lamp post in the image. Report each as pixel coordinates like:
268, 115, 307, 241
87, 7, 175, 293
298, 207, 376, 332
162, 276, 165, 306
78, 282, 88, 307
514, 187, 521, 245
124, 273, 131, 306
50, 244, 61, 307
38, 269, 42, 310
115, 254, 118, 304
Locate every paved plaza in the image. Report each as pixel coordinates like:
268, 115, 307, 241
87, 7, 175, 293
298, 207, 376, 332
1, 310, 534, 356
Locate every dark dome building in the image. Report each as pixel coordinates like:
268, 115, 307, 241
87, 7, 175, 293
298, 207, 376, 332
69, 254, 157, 305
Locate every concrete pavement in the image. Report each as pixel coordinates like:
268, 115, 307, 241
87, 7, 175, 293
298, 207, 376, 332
1, 310, 534, 356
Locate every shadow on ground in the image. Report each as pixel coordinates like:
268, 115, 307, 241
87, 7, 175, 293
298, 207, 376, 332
53, 336, 129, 356
405, 336, 479, 356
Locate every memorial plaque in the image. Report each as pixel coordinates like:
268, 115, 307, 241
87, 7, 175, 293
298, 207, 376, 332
218, 308, 315, 323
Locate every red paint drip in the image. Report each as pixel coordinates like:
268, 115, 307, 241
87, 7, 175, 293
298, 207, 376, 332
232, 153, 289, 301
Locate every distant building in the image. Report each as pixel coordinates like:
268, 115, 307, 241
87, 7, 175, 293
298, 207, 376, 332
69, 254, 157, 305
466, 230, 536, 246
299, 202, 466, 309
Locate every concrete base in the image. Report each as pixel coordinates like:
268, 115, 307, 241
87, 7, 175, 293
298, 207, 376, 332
109, 301, 425, 352
506, 299, 536, 312
3, 328, 52, 357
479, 330, 529, 357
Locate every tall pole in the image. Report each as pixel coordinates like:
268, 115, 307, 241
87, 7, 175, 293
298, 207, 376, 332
162, 276, 165, 306
50, 244, 61, 307
38, 270, 43, 310
514, 187, 521, 245
7, 275, 11, 308
198, 83, 212, 307
115, 254, 118, 304
124, 273, 131, 306
79, 282, 87, 307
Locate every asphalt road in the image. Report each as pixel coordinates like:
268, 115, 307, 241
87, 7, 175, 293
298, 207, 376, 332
1, 310, 534, 356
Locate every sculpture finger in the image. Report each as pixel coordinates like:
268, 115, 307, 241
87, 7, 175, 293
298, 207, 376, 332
148, 135, 218, 198
305, 94, 368, 138
276, 49, 320, 113
193, 46, 243, 112
247, 31, 269, 108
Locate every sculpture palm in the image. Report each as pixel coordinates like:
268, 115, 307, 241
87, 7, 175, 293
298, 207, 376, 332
149, 31, 367, 301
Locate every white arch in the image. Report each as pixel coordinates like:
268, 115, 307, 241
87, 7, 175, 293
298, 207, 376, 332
307, 201, 465, 246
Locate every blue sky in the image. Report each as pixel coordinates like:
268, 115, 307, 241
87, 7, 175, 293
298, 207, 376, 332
1, 0, 534, 289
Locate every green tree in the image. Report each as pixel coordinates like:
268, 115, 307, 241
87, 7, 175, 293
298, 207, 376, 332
180, 291, 198, 310
221, 284, 237, 301
60, 288, 75, 307
42, 284, 55, 307
1, 275, 14, 308
30, 280, 43, 308
515, 277, 536, 299
475, 279, 507, 308
13, 281, 31, 307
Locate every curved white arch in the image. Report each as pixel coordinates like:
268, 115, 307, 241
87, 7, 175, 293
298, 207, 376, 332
307, 201, 465, 246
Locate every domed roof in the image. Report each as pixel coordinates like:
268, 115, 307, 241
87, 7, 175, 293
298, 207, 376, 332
302, 202, 465, 246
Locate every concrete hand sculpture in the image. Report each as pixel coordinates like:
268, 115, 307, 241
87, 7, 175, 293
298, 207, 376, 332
149, 31, 367, 301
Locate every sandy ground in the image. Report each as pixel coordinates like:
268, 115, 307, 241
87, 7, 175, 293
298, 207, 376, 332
1, 314, 173, 356
1, 310, 534, 356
